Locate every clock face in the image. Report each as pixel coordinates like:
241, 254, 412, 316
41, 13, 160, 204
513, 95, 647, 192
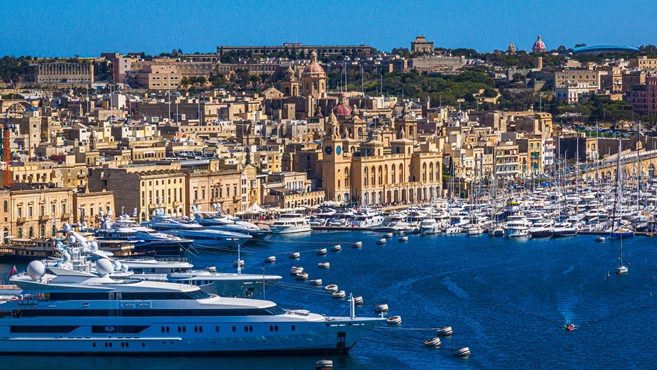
325, 146, 333, 155
336, 145, 342, 155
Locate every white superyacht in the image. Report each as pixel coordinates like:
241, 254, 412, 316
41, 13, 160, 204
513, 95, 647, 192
2, 260, 383, 355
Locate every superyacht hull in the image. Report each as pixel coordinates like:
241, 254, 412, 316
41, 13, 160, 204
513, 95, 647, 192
0, 317, 381, 355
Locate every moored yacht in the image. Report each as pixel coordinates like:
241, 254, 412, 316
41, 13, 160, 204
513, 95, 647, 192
419, 219, 441, 235
504, 215, 531, 238
271, 213, 311, 234
143, 209, 251, 248
117, 258, 282, 298
192, 211, 271, 238
3, 260, 383, 355
529, 220, 554, 239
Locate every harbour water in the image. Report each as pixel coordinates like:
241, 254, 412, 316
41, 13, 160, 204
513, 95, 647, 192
1, 231, 656, 369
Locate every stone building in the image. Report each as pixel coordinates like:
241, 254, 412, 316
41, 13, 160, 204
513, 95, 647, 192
88, 164, 187, 222
5, 187, 73, 241
28, 62, 94, 85
411, 36, 434, 53
73, 190, 115, 229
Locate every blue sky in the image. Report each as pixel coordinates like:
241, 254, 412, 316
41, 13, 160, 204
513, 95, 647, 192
1, 0, 655, 57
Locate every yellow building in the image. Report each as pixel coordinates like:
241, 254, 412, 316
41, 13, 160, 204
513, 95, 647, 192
6, 187, 73, 241
73, 191, 115, 229
319, 112, 442, 204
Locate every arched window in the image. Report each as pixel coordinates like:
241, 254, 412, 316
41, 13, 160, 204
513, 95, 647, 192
18, 228, 22, 238
29, 227, 34, 238
40, 224, 45, 237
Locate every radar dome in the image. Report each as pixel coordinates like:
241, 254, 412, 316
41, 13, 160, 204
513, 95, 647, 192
112, 261, 122, 272
27, 261, 46, 281
89, 241, 99, 252
96, 259, 113, 276
121, 264, 129, 272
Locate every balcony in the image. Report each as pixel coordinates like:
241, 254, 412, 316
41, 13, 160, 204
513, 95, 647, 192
39, 215, 50, 222
61, 213, 71, 220
16, 217, 26, 224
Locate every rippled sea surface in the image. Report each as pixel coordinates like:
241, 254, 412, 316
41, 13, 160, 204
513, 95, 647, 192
1, 232, 656, 369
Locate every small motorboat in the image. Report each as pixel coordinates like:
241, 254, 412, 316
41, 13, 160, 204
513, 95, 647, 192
325, 284, 339, 293
376, 238, 387, 245
398, 236, 409, 242
318, 262, 330, 269
295, 272, 309, 281
332, 290, 346, 299
565, 323, 575, 331
316, 359, 333, 370
352, 241, 363, 248
265, 256, 276, 263
374, 303, 389, 313
233, 260, 244, 268
454, 347, 471, 357
617, 265, 628, 275
289, 266, 304, 276
288, 252, 301, 259
331, 245, 342, 252
436, 326, 453, 336
594, 236, 606, 243
488, 228, 504, 237
309, 278, 323, 286
316, 248, 328, 256
384, 233, 394, 238
386, 315, 402, 325
354, 296, 364, 305
424, 337, 442, 348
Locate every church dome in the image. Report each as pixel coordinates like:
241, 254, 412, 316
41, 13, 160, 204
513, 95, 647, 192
303, 51, 326, 76
332, 93, 352, 117
532, 34, 546, 53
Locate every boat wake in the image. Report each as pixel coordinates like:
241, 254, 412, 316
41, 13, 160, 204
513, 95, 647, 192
442, 277, 469, 300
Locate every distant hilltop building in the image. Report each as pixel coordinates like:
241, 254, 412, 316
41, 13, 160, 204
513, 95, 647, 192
411, 36, 434, 53
28, 62, 94, 85
532, 34, 547, 53
216, 43, 375, 57
507, 43, 516, 54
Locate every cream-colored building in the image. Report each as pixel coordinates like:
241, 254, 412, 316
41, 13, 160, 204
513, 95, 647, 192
136, 64, 181, 90
6, 187, 73, 241
73, 190, 115, 229
88, 164, 187, 222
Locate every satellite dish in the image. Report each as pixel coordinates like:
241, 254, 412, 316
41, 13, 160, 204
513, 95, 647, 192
113, 261, 122, 272
90, 241, 99, 252
96, 259, 113, 276
27, 261, 46, 281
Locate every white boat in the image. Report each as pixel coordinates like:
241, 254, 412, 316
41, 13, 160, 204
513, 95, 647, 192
316, 248, 328, 256
318, 262, 330, 269
376, 238, 387, 245
419, 219, 441, 235
5, 260, 383, 355
398, 236, 409, 242
504, 215, 531, 238
332, 290, 346, 298
466, 225, 484, 236
424, 337, 442, 347
331, 245, 342, 252
445, 226, 462, 235
192, 211, 271, 238
552, 222, 577, 238
271, 213, 311, 234
142, 210, 251, 248
529, 220, 554, 239
324, 284, 339, 293
617, 236, 628, 275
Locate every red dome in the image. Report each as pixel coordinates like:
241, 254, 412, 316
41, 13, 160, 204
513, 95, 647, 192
532, 34, 546, 53
332, 104, 351, 117
303, 63, 325, 74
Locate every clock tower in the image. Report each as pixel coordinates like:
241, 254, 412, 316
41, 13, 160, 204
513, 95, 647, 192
321, 112, 351, 202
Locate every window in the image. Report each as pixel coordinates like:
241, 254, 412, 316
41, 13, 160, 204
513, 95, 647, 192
2, 200, 6, 213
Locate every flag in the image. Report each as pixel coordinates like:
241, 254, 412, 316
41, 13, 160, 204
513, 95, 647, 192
9, 265, 17, 277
